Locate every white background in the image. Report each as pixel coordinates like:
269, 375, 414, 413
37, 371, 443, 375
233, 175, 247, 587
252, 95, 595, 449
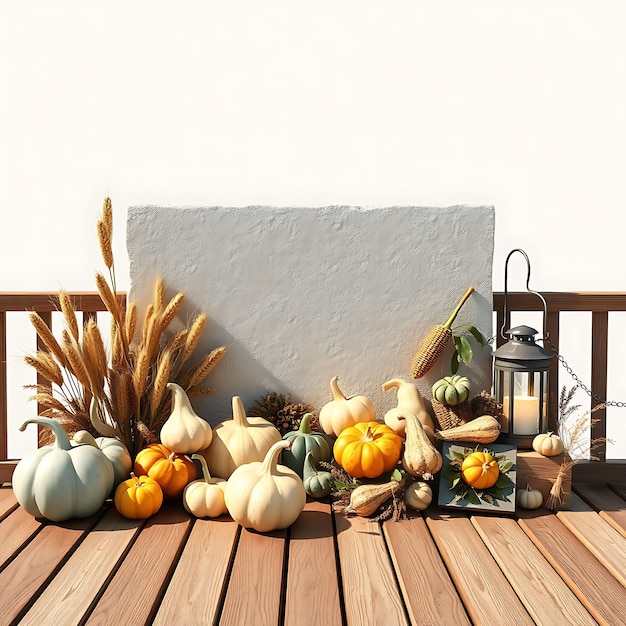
1, 1, 624, 457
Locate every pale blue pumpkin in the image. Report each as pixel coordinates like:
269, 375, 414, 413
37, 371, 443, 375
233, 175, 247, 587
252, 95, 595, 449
13, 417, 115, 521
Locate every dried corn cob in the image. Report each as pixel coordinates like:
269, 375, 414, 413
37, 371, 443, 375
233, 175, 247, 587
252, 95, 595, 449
410, 286, 475, 378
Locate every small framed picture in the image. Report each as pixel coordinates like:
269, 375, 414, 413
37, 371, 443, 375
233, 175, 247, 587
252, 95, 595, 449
437, 442, 517, 513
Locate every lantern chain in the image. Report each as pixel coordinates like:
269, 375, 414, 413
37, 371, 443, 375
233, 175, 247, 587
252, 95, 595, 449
486, 334, 626, 408
543, 339, 626, 408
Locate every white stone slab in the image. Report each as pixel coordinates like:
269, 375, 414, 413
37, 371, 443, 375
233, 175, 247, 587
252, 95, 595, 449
127, 205, 494, 424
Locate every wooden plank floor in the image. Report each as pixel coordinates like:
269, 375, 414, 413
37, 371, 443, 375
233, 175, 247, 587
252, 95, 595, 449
0, 483, 625, 626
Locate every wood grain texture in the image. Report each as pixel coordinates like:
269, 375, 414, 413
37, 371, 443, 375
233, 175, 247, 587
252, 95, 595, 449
86, 504, 192, 626
519, 508, 626, 626
383, 511, 470, 626
153, 515, 240, 626
219, 526, 286, 626
21, 508, 143, 625
557, 493, 626, 587
426, 512, 534, 626
284, 499, 342, 626
334, 510, 408, 626
575, 483, 626, 538
472, 515, 596, 625
0, 512, 101, 624
0, 484, 17, 520
516, 451, 571, 510
0, 505, 42, 570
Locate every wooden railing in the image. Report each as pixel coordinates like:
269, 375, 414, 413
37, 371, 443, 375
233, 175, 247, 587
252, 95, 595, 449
1, 291, 625, 484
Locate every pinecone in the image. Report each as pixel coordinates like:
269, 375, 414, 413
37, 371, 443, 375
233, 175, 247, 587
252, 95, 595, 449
248, 392, 317, 435
469, 391, 504, 421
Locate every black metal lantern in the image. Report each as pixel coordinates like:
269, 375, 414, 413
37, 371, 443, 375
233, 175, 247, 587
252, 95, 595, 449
493, 250, 554, 449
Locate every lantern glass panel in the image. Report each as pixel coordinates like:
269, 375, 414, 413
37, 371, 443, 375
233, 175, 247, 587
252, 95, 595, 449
494, 370, 548, 447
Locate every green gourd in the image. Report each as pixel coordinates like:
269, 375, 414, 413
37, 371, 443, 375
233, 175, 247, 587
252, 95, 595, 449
281, 413, 332, 478
302, 451, 334, 499
431, 375, 471, 406
13, 417, 115, 521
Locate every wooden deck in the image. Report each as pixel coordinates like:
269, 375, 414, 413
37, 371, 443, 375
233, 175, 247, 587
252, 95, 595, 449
1, 482, 625, 626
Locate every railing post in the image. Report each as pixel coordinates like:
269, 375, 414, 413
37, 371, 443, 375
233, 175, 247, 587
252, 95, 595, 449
545, 310, 560, 433
0, 311, 6, 463
591, 311, 609, 462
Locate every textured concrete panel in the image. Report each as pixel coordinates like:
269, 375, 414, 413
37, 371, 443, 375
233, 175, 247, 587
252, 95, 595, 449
127, 206, 494, 424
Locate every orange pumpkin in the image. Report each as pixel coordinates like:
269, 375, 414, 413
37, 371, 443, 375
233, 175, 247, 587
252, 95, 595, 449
461, 451, 499, 490
134, 443, 196, 497
114, 472, 163, 519
333, 421, 402, 479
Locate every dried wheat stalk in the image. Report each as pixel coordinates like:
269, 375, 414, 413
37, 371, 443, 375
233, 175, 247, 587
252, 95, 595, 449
187, 347, 227, 388
23, 196, 227, 456
24, 353, 63, 388
59, 291, 80, 342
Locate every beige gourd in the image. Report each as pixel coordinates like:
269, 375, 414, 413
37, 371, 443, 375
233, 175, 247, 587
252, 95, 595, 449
224, 440, 306, 532
404, 480, 433, 511
160, 383, 214, 453
381, 378, 435, 442
319, 376, 376, 438
345, 480, 403, 517
401, 413, 442, 480
434, 415, 501, 444
200, 396, 281, 479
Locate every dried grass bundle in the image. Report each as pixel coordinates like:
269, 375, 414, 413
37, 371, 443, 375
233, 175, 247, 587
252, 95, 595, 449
546, 387, 613, 510
24, 197, 227, 456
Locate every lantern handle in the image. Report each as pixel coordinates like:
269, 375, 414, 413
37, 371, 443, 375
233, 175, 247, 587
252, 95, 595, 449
501, 248, 549, 341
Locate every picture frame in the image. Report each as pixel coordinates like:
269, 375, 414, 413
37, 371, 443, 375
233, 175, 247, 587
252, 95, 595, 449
437, 442, 517, 513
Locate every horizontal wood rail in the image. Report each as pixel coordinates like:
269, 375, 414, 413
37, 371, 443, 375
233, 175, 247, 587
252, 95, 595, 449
1, 291, 625, 484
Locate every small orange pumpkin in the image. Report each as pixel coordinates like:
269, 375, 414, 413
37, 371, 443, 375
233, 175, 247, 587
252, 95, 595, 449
461, 451, 500, 490
134, 443, 196, 497
333, 421, 402, 479
114, 472, 163, 519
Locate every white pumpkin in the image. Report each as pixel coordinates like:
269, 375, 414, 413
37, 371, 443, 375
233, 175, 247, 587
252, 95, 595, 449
183, 454, 227, 518
72, 430, 132, 487
199, 396, 281, 479
319, 376, 376, 438
13, 417, 114, 521
224, 440, 306, 532
517, 484, 543, 510
160, 383, 213, 453
532, 432, 564, 457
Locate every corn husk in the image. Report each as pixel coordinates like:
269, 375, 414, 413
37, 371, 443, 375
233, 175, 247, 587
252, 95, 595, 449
411, 287, 474, 379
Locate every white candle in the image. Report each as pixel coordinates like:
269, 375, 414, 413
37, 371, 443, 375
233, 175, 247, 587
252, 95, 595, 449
503, 395, 540, 435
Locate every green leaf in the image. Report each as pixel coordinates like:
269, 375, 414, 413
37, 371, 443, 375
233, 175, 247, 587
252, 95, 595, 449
456, 336, 473, 364
496, 474, 514, 489
466, 489, 481, 505
451, 450, 466, 462
390, 468, 403, 482
498, 460, 514, 473
455, 324, 485, 347
450, 349, 460, 374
